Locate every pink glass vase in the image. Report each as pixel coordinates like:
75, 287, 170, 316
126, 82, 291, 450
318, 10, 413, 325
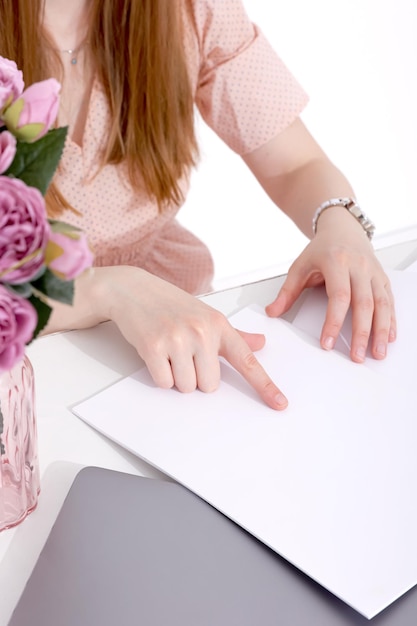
0, 354, 40, 532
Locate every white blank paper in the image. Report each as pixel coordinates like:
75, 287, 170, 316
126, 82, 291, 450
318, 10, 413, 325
405, 257, 417, 272
73, 270, 417, 619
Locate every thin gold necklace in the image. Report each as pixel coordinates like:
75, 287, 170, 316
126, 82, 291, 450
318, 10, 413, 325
59, 41, 88, 66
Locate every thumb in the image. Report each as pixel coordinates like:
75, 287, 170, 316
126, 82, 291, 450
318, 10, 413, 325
266, 268, 305, 318
235, 329, 266, 352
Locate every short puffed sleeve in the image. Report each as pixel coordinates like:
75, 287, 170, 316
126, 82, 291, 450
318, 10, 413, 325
190, 0, 309, 154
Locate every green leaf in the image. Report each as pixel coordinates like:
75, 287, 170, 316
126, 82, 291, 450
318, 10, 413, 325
4, 126, 68, 195
28, 294, 52, 340
31, 267, 74, 306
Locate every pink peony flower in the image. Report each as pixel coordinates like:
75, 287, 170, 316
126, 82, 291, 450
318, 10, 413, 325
0, 130, 17, 174
0, 56, 24, 112
46, 229, 94, 281
0, 285, 37, 372
2, 78, 60, 143
0, 177, 50, 284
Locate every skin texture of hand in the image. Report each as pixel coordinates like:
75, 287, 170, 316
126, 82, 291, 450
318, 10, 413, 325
266, 208, 397, 362
49, 265, 289, 410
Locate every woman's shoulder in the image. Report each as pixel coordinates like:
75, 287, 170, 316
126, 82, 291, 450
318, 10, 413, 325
186, 0, 255, 45
185, 0, 258, 73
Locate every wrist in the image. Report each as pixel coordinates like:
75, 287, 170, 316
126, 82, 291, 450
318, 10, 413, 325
92, 265, 153, 321
42, 267, 109, 334
87, 266, 123, 321
312, 197, 375, 241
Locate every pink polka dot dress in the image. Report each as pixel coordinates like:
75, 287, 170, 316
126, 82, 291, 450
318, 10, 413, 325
56, 0, 308, 295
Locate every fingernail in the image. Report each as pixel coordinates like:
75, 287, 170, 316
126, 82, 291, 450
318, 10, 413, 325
323, 336, 335, 350
355, 346, 366, 361
389, 328, 396, 342
375, 343, 386, 357
275, 393, 288, 408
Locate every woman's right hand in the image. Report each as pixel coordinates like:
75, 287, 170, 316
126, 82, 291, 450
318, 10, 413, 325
55, 265, 288, 410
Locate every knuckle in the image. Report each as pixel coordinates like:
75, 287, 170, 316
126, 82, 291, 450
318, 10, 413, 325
139, 332, 169, 358
189, 310, 227, 343
332, 288, 351, 305
356, 254, 372, 272
375, 294, 391, 310
240, 350, 260, 372
355, 329, 371, 343
167, 330, 187, 351
325, 321, 342, 334
189, 321, 210, 347
329, 247, 372, 275
356, 295, 374, 313
328, 245, 350, 266
261, 378, 278, 396
208, 309, 228, 331
375, 327, 390, 341
332, 250, 348, 266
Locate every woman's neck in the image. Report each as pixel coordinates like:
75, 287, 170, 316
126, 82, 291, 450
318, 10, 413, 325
43, 0, 89, 50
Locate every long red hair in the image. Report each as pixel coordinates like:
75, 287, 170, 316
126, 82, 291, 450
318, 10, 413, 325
0, 0, 198, 215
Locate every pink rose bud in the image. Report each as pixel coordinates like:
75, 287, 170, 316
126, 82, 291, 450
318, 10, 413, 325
46, 229, 94, 281
2, 78, 61, 143
0, 285, 37, 372
0, 130, 17, 173
0, 56, 24, 112
0, 177, 50, 284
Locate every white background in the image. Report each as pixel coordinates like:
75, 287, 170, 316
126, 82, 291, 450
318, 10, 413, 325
178, 0, 417, 289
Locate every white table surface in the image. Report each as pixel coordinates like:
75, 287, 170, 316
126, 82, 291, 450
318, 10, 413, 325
1, 228, 417, 625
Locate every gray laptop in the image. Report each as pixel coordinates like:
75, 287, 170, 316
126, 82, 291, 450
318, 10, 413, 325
9, 466, 417, 625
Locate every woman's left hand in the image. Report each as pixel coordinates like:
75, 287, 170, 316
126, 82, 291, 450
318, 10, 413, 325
265, 208, 397, 362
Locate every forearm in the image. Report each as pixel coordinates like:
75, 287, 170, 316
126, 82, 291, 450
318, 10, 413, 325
242, 117, 358, 238
259, 156, 356, 238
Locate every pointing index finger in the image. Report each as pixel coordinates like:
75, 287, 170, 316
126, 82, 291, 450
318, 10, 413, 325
220, 327, 288, 410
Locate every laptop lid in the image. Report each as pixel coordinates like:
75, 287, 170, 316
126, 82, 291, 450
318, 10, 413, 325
9, 466, 416, 625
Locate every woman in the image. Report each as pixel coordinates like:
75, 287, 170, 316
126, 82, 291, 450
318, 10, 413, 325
0, 0, 395, 409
